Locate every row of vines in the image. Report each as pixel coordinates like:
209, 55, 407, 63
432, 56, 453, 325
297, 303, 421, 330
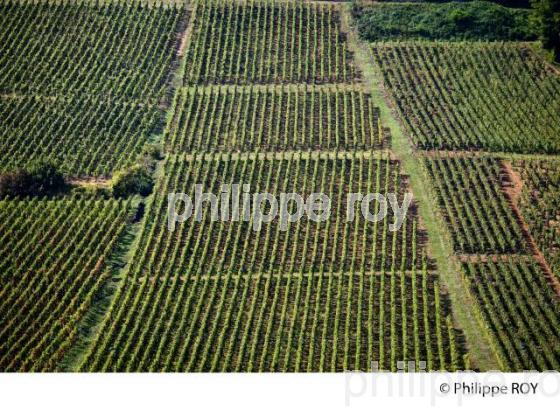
0, 198, 131, 371
373, 38, 560, 370
79, 154, 465, 371
515, 160, 560, 280
462, 258, 560, 371
424, 155, 526, 254
166, 85, 386, 153
372, 42, 560, 154
0, 0, 185, 176
183, 0, 357, 85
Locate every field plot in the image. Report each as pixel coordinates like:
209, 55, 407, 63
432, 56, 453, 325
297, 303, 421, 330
77, 153, 468, 371
81, 265, 464, 372
124, 153, 425, 275
0, 0, 185, 176
462, 258, 560, 371
514, 160, 560, 278
166, 85, 387, 152
372, 42, 560, 153
424, 156, 526, 254
77, 154, 464, 371
0, 0, 182, 99
183, 0, 357, 85
0, 198, 131, 371
0, 95, 160, 176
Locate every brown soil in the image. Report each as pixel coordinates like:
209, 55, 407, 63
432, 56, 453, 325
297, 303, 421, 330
68, 177, 111, 189
502, 160, 523, 205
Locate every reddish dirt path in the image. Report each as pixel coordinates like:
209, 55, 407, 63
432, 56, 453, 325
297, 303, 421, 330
501, 160, 560, 297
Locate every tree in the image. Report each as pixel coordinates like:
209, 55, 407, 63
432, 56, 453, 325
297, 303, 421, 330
112, 165, 154, 198
0, 161, 66, 198
532, 0, 560, 61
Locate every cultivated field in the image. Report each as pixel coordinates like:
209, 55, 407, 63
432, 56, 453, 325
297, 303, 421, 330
0, 0, 559, 374
0, 1, 185, 176
166, 86, 387, 152
372, 42, 560, 153
514, 160, 560, 279
183, 0, 357, 84
0, 198, 131, 371
371, 25, 560, 371
462, 258, 560, 371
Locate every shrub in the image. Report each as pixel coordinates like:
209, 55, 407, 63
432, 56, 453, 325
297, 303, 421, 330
0, 161, 66, 198
112, 166, 154, 198
353, 1, 537, 41
143, 142, 165, 162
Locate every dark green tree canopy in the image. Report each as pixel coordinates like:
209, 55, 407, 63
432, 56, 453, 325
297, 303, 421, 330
532, 0, 560, 60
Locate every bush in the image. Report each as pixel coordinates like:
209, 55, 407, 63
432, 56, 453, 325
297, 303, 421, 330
142, 142, 165, 162
112, 166, 154, 198
532, 0, 560, 61
0, 161, 66, 198
353, 1, 537, 41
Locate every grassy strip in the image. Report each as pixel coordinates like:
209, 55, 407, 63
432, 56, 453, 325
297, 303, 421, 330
342, 5, 501, 371
57, 199, 144, 371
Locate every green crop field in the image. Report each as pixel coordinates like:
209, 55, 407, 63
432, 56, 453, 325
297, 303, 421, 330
0, 1, 185, 176
514, 159, 560, 279
166, 86, 386, 152
183, 0, 357, 84
462, 258, 560, 371
1, 0, 559, 377
0, 198, 131, 371
424, 155, 526, 254
372, 42, 560, 153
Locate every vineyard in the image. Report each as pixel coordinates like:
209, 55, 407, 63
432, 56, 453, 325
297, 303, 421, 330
371, 42, 560, 153
1, 0, 559, 375
0, 95, 160, 176
0, 198, 131, 371
166, 85, 387, 152
105, 153, 425, 275
0, 0, 182, 99
424, 155, 526, 254
369, 16, 560, 371
462, 258, 560, 371
81, 263, 463, 371
514, 160, 560, 279
183, 0, 357, 84
0, 0, 185, 176
75, 153, 471, 371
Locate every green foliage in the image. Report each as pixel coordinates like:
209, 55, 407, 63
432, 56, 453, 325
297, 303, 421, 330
372, 42, 560, 153
515, 159, 560, 278
79, 154, 466, 372
112, 166, 154, 198
0, 197, 130, 371
0, 161, 66, 198
0, 2, 184, 177
167, 86, 386, 152
531, 0, 560, 61
142, 142, 166, 162
184, 0, 356, 84
353, 1, 537, 41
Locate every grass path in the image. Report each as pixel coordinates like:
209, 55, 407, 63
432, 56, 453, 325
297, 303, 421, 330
341, 4, 501, 371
